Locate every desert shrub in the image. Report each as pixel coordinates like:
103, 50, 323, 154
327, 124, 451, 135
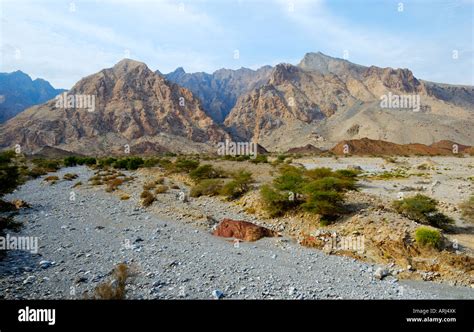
273, 166, 305, 193
0, 151, 20, 196
174, 158, 199, 173
113, 157, 144, 170
220, 170, 253, 200
44, 175, 59, 182
143, 158, 160, 168
260, 184, 297, 217
154, 185, 168, 194
106, 178, 124, 192
460, 196, 474, 223
189, 164, 223, 181
249, 154, 268, 164
260, 166, 358, 220
143, 182, 156, 190
76, 157, 97, 166
32, 159, 60, 172
93, 263, 131, 300
392, 194, 453, 227
140, 190, 155, 206
190, 179, 223, 197
63, 173, 78, 181
415, 227, 442, 249
63, 156, 79, 167
127, 157, 144, 170
98, 157, 117, 168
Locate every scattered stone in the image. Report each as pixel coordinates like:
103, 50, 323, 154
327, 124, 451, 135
212, 289, 224, 299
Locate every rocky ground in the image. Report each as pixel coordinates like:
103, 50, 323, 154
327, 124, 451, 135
1, 165, 474, 299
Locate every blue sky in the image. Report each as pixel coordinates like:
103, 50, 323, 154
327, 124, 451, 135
1, 0, 473, 88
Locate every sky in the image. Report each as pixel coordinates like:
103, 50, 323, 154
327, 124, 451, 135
0, 0, 473, 88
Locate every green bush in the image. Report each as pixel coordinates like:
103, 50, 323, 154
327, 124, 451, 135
415, 227, 442, 249
190, 179, 223, 197
77, 157, 97, 166
143, 158, 160, 168
392, 194, 453, 227
98, 157, 117, 167
64, 156, 79, 167
273, 165, 305, 193
220, 170, 253, 200
260, 166, 358, 220
0, 151, 19, 196
32, 159, 60, 171
112, 157, 144, 170
260, 184, 297, 217
174, 158, 199, 173
126, 157, 144, 170
189, 164, 223, 181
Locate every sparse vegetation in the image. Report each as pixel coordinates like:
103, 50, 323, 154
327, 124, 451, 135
415, 227, 442, 249
460, 195, 474, 223
392, 194, 453, 228
93, 263, 131, 300
0, 150, 20, 196
154, 185, 168, 194
190, 179, 223, 197
63, 173, 78, 181
140, 190, 155, 206
220, 169, 253, 200
260, 166, 358, 221
106, 178, 124, 192
189, 164, 224, 181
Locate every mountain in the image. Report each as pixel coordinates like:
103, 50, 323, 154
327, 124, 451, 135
224, 52, 474, 151
0, 59, 229, 155
0, 71, 65, 123
164, 65, 273, 123
330, 138, 472, 155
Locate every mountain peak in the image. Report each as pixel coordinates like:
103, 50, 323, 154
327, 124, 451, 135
112, 58, 149, 73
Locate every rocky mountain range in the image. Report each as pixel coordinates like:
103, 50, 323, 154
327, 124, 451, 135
0, 60, 228, 155
0, 71, 65, 123
0, 52, 473, 155
164, 65, 273, 123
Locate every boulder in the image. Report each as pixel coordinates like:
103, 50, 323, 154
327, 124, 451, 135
212, 218, 277, 242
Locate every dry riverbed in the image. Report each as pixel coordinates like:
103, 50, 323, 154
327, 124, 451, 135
0, 162, 473, 299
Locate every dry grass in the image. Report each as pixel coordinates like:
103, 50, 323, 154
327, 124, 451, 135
93, 263, 131, 300
154, 185, 168, 194
63, 173, 78, 181
72, 181, 82, 188
44, 175, 59, 182
143, 181, 156, 190
106, 178, 124, 192
140, 190, 155, 207
120, 194, 130, 200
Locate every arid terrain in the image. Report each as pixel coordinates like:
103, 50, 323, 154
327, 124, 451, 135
1, 153, 473, 299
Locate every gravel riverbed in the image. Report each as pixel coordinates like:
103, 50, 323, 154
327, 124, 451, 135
1, 166, 473, 299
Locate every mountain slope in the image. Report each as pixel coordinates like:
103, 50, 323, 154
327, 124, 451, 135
0, 71, 65, 123
0, 59, 229, 155
224, 52, 474, 151
164, 66, 273, 123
